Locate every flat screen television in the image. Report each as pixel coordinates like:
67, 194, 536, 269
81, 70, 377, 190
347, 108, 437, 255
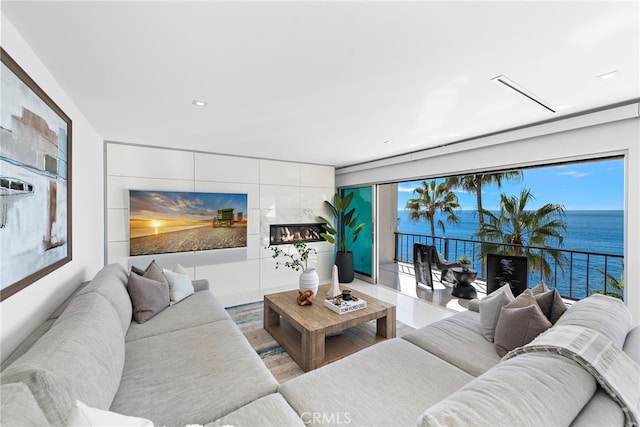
129, 190, 248, 256
486, 253, 528, 297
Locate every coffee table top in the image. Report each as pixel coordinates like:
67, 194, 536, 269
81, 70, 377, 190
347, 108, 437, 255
264, 284, 395, 334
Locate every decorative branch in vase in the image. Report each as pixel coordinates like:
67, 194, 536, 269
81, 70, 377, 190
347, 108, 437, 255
266, 241, 319, 295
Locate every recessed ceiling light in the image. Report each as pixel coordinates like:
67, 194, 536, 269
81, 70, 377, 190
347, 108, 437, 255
192, 100, 208, 107
383, 140, 393, 144
596, 70, 619, 80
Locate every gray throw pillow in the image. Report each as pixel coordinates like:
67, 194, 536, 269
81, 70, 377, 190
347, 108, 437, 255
127, 273, 170, 324
534, 289, 567, 324
130, 265, 145, 276
479, 285, 515, 342
494, 291, 552, 357
143, 260, 168, 285
531, 281, 549, 295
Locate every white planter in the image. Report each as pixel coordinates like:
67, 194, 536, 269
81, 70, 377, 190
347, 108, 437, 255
299, 268, 319, 295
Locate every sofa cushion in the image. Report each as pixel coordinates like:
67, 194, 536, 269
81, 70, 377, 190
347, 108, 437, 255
419, 353, 597, 427
555, 294, 631, 348
127, 272, 170, 324
0, 382, 49, 426
125, 290, 230, 342
279, 339, 473, 427
1, 292, 125, 425
534, 289, 567, 323
111, 319, 278, 426
206, 394, 304, 427
623, 325, 640, 364
570, 388, 625, 427
402, 310, 501, 377
77, 263, 132, 334
479, 284, 514, 341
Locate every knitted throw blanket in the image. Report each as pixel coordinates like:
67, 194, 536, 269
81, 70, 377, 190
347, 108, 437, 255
504, 325, 640, 427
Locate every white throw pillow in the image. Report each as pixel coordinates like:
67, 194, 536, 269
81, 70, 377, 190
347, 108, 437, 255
68, 400, 154, 427
479, 285, 515, 342
173, 262, 188, 275
163, 268, 195, 304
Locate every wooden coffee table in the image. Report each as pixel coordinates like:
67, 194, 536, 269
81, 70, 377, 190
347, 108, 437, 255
264, 284, 396, 372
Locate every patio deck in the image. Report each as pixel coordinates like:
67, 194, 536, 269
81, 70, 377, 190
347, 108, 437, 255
378, 262, 488, 312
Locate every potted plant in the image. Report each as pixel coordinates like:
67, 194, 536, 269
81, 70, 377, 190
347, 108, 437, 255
318, 192, 366, 283
457, 254, 472, 270
266, 241, 319, 294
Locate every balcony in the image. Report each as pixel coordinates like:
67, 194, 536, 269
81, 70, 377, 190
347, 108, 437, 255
394, 232, 624, 301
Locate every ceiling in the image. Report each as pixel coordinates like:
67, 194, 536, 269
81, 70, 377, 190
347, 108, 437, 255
2, 1, 639, 168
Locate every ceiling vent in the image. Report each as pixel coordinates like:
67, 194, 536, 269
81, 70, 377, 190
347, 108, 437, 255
491, 75, 556, 113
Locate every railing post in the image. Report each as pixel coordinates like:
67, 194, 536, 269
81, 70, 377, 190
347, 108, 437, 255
444, 238, 450, 261
394, 232, 398, 262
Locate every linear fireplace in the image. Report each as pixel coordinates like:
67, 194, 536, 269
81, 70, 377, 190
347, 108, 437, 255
269, 223, 326, 245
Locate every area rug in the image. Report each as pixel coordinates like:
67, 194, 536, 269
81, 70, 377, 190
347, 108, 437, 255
226, 301, 415, 383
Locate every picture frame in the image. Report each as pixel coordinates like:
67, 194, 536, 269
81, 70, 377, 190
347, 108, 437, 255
486, 253, 528, 297
0, 48, 72, 301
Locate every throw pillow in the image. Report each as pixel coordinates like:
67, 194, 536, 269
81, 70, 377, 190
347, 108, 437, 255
534, 289, 567, 324
68, 400, 154, 427
130, 265, 146, 276
127, 272, 170, 323
531, 281, 549, 295
163, 269, 194, 304
143, 260, 168, 284
494, 290, 552, 357
173, 262, 188, 275
479, 285, 515, 342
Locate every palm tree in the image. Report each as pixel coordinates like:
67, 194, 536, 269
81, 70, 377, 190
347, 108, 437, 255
405, 180, 460, 245
445, 170, 523, 230
473, 188, 567, 280
593, 261, 624, 299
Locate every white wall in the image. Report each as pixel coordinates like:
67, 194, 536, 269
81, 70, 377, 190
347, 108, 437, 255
337, 107, 640, 324
0, 17, 105, 362
377, 183, 398, 265
105, 142, 335, 306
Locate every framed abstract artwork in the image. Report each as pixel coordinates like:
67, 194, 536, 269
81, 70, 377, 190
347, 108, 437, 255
486, 253, 529, 297
129, 190, 248, 256
0, 48, 72, 301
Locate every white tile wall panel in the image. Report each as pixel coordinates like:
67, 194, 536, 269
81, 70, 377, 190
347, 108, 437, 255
107, 208, 129, 242
107, 144, 194, 180
107, 242, 129, 266
247, 208, 261, 235
194, 153, 259, 184
196, 260, 260, 296
246, 234, 261, 260
194, 181, 260, 209
301, 164, 335, 188
300, 186, 335, 212
260, 185, 301, 210
260, 258, 300, 289
260, 159, 300, 186
107, 176, 193, 209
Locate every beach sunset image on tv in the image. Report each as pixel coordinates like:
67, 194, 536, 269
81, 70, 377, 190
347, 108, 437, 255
129, 190, 248, 256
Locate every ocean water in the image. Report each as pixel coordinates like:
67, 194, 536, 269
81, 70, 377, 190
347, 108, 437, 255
397, 210, 624, 299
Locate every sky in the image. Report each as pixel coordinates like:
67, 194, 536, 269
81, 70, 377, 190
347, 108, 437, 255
130, 190, 247, 222
397, 158, 624, 211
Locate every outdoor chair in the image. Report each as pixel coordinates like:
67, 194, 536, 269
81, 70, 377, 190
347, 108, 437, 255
429, 245, 461, 285
413, 243, 434, 290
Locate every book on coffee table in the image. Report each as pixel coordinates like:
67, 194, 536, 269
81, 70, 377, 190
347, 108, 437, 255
324, 298, 367, 314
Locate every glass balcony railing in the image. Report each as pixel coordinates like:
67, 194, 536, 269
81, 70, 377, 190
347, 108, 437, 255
394, 232, 624, 301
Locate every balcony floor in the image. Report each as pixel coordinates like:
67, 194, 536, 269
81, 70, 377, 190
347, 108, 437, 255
378, 262, 487, 313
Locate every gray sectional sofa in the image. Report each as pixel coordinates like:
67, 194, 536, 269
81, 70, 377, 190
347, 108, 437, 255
1, 263, 638, 426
